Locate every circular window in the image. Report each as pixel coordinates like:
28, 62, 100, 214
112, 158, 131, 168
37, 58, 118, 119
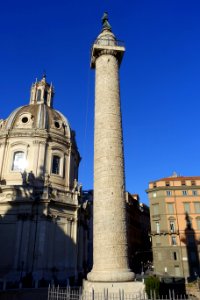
22, 117, 28, 123
55, 121, 60, 129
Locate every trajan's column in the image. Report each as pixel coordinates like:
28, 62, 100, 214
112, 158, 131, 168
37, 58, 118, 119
84, 14, 144, 294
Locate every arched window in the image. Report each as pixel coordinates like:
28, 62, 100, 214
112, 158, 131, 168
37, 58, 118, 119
44, 90, 48, 103
37, 89, 42, 102
52, 155, 60, 175
12, 151, 26, 171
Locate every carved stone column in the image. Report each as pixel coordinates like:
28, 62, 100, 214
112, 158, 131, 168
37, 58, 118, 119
84, 14, 144, 295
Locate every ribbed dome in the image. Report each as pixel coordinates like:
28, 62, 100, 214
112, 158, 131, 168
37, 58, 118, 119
2, 103, 71, 137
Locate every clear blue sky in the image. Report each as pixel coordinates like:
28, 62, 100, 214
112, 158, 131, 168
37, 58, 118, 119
0, 0, 200, 204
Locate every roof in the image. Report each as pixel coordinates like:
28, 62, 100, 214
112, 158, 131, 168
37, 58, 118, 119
150, 175, 200, 183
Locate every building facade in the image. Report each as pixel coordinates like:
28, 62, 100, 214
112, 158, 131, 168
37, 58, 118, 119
126, 193, 152, 275
147, 173, 200, 280
0, 76, 87, 287
81, 190, 94, 273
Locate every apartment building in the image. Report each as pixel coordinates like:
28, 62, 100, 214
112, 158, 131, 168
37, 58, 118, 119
146, 173, 200, 280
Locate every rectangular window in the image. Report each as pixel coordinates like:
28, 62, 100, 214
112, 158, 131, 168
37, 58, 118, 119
63, 156, 66, 178
12, 151, 26, 172
167, 203, 174, 214
165, 181, 170, 186
171, 236, 177, 245
194, 202, 200, 213
193, 190, 198, 196
156, 221, 160, 234
152, 204, 159, 215
191, 180, 196, 186
181, 180, 186, 186
182, 190, 188, 196
173, 252, 177, 260
52, 155, 60, 175
196, 219, 200, 230
153, 182, 157, 188
169, 220, 176, 233
166, 190, 172, 196
183, 203, 190, 213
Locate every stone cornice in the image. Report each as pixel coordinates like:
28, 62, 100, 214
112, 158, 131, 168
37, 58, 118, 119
91, 43, 125, 68
33, 140, 46, 145
49, 199, 79, 210
48, 135, 71, 148
0, 131, 72, 149
0, 185, 79, 207
146, 185, 200, 193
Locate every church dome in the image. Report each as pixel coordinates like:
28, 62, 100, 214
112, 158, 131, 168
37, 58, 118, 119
0, 75, 80, 189
0, 75, 71, 138
4, 104, 71, 138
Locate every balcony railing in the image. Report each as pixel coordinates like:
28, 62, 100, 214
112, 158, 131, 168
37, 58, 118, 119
151, 230, 179, 236
93, 38, 125, 47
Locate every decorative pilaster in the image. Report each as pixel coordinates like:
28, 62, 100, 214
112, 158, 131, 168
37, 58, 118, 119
33, 140, 46, 177
0, 141, 6, 181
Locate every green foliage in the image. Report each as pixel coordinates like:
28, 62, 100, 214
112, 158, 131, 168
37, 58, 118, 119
145, 275, 160, 299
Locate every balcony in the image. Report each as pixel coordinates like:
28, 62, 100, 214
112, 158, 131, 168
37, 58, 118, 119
93, 38, 125, 47
150, 230, 179, 236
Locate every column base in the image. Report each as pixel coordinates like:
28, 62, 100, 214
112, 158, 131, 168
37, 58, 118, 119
87, 269, 135, 282
83, 279, 145, 297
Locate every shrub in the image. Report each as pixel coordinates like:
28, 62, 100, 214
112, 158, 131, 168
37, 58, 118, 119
145, 275, 160, 298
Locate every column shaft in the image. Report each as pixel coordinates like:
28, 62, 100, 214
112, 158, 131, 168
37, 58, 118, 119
88, 53, 134, 282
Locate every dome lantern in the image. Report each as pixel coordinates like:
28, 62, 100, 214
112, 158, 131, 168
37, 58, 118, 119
30, 74, 54, 107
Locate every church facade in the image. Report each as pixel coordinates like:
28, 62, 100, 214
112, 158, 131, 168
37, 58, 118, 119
0, 76, 87, 287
